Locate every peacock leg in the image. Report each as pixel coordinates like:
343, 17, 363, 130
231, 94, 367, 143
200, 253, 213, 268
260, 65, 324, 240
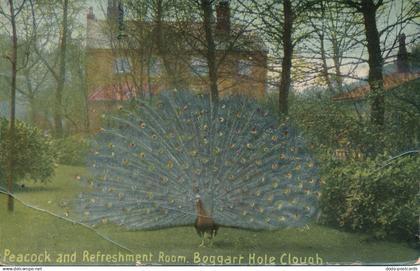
205, 233, 213, 247
199, 233, 207, 247
209, 236, 214, 247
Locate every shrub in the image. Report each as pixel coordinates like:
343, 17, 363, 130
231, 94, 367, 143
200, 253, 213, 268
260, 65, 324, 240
52, 134, 90, 166
288, 81, 420, 157
262, 83, 420, 242
0, 118, 56, 185
319, 154, 420, 241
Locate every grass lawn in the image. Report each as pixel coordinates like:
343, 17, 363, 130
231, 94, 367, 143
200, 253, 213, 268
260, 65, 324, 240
0, 165, 418, 265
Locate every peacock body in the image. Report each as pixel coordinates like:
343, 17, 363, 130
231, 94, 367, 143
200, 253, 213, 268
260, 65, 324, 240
79, 90, 320, 234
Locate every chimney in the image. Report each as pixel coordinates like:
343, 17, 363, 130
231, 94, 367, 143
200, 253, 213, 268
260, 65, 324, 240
107, 0, 125, 35
107, 0, 124, 23
396, 33, 410, 73
107, 0, 117, 19
216, 0, 230, 36
87, 7, 95, 20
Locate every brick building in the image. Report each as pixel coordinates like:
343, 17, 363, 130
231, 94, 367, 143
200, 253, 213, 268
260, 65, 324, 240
85, 0, 268, 130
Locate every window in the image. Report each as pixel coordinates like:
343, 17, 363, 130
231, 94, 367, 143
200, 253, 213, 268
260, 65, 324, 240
237, 60, 252, 76
150, 58, 162, 77
191, 57, 208, 76
113, 57, 131, 74
64, 70, 72, 82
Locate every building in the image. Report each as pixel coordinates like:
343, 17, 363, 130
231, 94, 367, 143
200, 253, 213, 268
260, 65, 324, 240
332, 34, 419, 102
85, 1, 268, 130
331, 72, 420, 102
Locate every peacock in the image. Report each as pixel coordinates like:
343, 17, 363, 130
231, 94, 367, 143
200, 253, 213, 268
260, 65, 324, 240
78, 90, 320, 246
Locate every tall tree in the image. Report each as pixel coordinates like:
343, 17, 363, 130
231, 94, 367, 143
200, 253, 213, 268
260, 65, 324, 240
152, 0, 187, 90
33, 0, 78, 137
0, 0, 27, 211
239, 0, 317, 114
54, 0, 69, 137
358, 0, 384, 125
344, 0, 418, 125
200, 0, 219, 103
301, 0, 364, 93
173, 0, 258, 103
111, 0, 189, 98
278, 0, 292, 114
15, 5, 50, 125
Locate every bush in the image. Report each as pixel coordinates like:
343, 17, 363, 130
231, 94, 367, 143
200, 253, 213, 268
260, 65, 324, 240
52, 134, 90, 166
288, 81, 420, 157
261, 83, 420, 242
319, 154, 420, 241
0, 118, 56, 185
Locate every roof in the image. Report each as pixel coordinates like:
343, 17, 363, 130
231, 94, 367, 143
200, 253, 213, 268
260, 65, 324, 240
86, 18, 268, 53
88, 82, 134, 101
88, 81, 158, 102
332, 72, 420, 102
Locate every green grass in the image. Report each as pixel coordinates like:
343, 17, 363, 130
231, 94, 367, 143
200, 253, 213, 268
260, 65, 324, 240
0, 165, 418, 265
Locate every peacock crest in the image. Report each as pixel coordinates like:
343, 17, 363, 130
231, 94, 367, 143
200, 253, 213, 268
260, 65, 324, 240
78, 90, 320, 231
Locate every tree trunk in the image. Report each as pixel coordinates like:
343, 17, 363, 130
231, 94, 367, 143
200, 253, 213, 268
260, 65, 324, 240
54, 0, 69, 137
316, 0, 334, 93
201, 0, 219, 104
362, 0, 384, 126
154, 0, 183, 90
139, 52, 145, 98
331, 36, 343, 93
147, 54, 153, 97
278, 0, 293, 114
78, 58, 90, 132
7, 0, 18, 212
319, 32, 334, 93
23, 69, 37, 125
396, 33, 409, 73
29, 96, 37, 125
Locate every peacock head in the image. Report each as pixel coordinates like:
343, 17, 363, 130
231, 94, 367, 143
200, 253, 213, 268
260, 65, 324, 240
195, 194, 201, 203
194, 194, 208, 215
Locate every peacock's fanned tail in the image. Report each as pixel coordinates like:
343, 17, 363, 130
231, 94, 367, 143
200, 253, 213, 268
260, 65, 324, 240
78, 91, 320, 230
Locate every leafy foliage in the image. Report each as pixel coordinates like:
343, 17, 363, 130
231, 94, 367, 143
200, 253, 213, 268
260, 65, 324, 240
289, 80, 420, 157
52, 134, 91, 166
0, 118, 56, 185
384, 79, 420, 152
319, 155, 420, 241
280, 81, 420, 241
